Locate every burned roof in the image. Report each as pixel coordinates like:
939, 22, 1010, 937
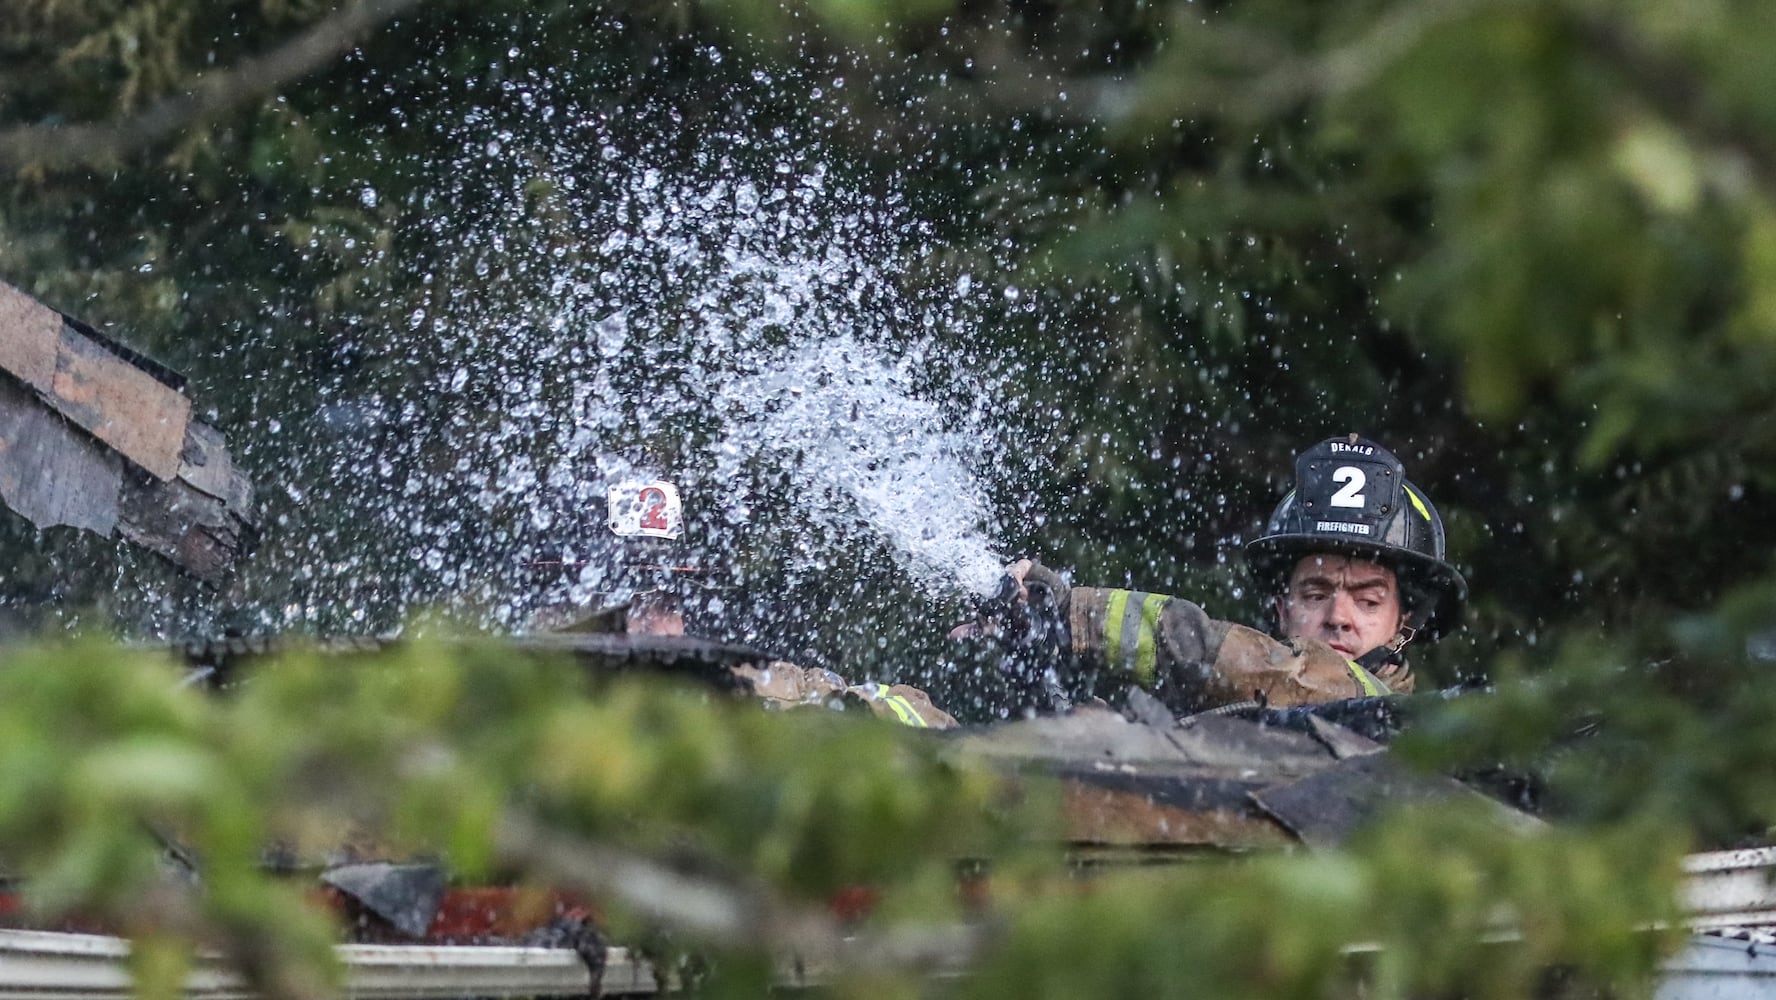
0, 278, 256, 581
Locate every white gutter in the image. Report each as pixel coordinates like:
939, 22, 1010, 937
1681, 847, 1776, 929
0, 848, 1772, 1000
0, 930, 660, 1000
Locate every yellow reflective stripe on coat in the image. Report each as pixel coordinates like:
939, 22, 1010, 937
1345, 660, 1382, 697
871, 684, 927, 728
1133, 592, 1167, 685
1102, 590, 1167, 685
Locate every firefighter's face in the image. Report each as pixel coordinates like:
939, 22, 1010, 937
1275, 555, 1403, 660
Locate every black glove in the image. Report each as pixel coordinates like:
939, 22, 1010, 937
949, 560, 1075, 715
1355, 644, 1415, 694
1019, 561, 1070, 615
971, 561, 1070, 653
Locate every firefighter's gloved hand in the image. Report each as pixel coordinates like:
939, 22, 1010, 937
1018, 559, 1070, 616
1352, 644, 1416, 694
947, 559, 1071, 642
1367, 656, 1415, 694
947, 560, 1028, 640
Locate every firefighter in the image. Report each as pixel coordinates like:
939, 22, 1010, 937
537, 477, 955, 728
956, 434, 1466, 713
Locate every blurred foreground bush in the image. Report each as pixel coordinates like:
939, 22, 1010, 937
0, 637, 1701, 1000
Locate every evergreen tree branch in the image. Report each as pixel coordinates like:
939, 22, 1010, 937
1137, 0, 1489, 123
1570, 11, 1776, 194
816, 0, 1487, 145
0, 0, 432, 170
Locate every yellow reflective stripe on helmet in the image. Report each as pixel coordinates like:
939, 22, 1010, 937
1133, 592, 1168, 685
1345, 660, 1382, 697
871, 684, 927, 728
1404, 486, 1431, 522
1103, 589, 1131, 667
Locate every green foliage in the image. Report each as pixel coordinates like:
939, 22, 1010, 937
0, 637, 1046, 993
212, 637, 1038, 902
977, 816, 1679, 1000
5, 0, 1776, 995
0, 641, 341, 999
1403, 594, 1776, 841
0, 638, 1698, 998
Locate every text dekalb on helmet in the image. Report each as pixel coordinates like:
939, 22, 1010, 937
1244, 434, 1467, 640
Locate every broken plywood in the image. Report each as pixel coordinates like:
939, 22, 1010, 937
950, 707, 1336, 778
950, 707, 1542, 854
1060, 769, 1295, 849
0, 375, 122, 534
0, 282, 60, 389
51, 323, 191, 480
1251, 751, 1546, 850
1, 279, 193, 481
118, 470, 253, 582
0, 278, 256, 581
949, 708, 1342, 851
178, 421, 254, 510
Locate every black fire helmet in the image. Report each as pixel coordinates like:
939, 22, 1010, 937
1244, 434, 1468, 641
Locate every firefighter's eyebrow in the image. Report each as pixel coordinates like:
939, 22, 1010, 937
1292, 574, 1391, 593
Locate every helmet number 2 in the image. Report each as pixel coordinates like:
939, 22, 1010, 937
1329, 466, 1367, 508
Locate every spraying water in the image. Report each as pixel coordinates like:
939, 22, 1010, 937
224, 87, 1014, 651
713, 333, 1007, 598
